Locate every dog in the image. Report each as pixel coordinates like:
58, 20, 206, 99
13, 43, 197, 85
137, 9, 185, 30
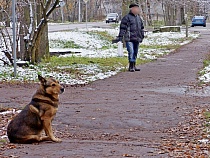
7, 75, 64, 144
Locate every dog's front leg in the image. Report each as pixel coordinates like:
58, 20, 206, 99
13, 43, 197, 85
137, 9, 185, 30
42, 119, 61, 142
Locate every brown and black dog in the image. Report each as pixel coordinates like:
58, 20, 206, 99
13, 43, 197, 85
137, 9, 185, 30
7, 75, 64, 144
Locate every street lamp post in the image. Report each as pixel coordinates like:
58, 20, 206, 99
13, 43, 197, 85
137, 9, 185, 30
12, 0, 17, 77
145, 0, 148, 26
86, 2, 87, 29
84, 0, 89, 29
59, 0, 66, 23
185, 13, 188, 38
78, 0, 81, 22
184, 1, 188, 38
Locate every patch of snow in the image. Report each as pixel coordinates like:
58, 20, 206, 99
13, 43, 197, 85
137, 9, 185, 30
198, 139, 209, 143
49, 31, 106, 49
139, 48, 171, 60
0, 63, 122, 85
51, 48, 119, 58
199, 65, 210, 83
142, 31, 199, 46
79, 27, 119, 37
49, 29, 198, 60
48, 22, 74, 25
0, 109, 21, 115
1, 135, 7, 139
0, 111, 13, 115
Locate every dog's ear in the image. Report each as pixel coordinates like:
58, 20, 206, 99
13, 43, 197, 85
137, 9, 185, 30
38, 75, 47, 85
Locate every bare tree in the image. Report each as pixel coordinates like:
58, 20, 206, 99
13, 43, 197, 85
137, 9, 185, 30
0, 0, 60, 65
25, 0, 59, 64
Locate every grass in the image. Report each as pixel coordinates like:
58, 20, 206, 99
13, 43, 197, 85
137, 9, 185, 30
36, 56, 151, 83
92, 31, 114, 41
111, 23, 120, 29
203, 59, 210, 68
204, 111, 210, 120
0, 52, 151, 84
0, 56, 148, 84
198, 70, 206, 77
41, 56, 149, 73
140, 44, 180, 50
152, 20, 165, 29
86, 30, 114, 46
203, 111, 210, 128
0, 139, 7, 145
198, 57, 210, 81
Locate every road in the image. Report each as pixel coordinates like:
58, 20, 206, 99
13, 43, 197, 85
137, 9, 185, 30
7, 21, 208, 34
48, 21, 113, 32
48, 22, 208, 32
6, 21, 113, 36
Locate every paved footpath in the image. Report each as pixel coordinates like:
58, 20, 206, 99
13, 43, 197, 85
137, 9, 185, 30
2, 28, 210, 158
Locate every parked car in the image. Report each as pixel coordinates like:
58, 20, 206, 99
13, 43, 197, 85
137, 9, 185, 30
191, 16, 206, 27
106, 13, 119, 23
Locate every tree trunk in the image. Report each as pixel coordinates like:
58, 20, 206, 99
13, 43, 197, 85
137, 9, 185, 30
122, 0, 130, 17
30, 22, 47, 64
35, 2, 49, 63
147, 0, 152, 26
36, 25, 49, 62
161, 0, 166, 25
29, 0, 59, 64
19, 22, 25, 60
72, 2, 77, 22
139, 0, 146, 24
5, 0, 10, 27
22, 3, 31, 61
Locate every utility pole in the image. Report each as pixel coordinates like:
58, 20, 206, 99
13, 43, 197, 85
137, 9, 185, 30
184, 1, 188, 38
59, 1, 66, 23
12, 0, 17, 77
185, 14, 188, 37
145, 0, 148, 26
78, 0, 81, 22
85, 1, 88, 29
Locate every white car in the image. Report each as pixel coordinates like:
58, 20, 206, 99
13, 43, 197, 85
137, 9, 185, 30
106, 13, 119, 23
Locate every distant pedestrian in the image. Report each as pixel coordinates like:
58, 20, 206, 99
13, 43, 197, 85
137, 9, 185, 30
118, 3, 144, 72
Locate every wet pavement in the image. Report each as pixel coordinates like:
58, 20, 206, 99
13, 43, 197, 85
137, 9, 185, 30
1, 26, 210, 157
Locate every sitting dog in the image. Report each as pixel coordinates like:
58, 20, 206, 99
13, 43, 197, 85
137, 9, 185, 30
7, 75, 64, 144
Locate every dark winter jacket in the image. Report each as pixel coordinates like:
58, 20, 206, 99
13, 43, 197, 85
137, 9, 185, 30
118, 11, 144, 43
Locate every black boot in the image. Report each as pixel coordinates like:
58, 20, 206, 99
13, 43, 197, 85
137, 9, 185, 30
134, 62, 140, 71
129, 62, 135, 72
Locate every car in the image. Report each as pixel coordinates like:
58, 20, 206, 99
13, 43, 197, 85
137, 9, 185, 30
191, 16, 206, 27
106, 13, 119, 23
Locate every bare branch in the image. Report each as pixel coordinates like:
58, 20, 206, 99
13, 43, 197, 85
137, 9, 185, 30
46, 0, 59, 17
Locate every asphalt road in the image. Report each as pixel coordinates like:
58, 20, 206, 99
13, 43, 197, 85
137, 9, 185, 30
47, 21, 210, 33
48, 21, 113, 32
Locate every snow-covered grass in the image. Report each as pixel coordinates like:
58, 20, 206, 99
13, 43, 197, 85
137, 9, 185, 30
49, 28, 199, 60
197, 56, 210, 85
0, 63, 120, 85
142, 31, 196, 46
0, 27, 199, 85
0, 56, 139, 85
199, 60, 210, 83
